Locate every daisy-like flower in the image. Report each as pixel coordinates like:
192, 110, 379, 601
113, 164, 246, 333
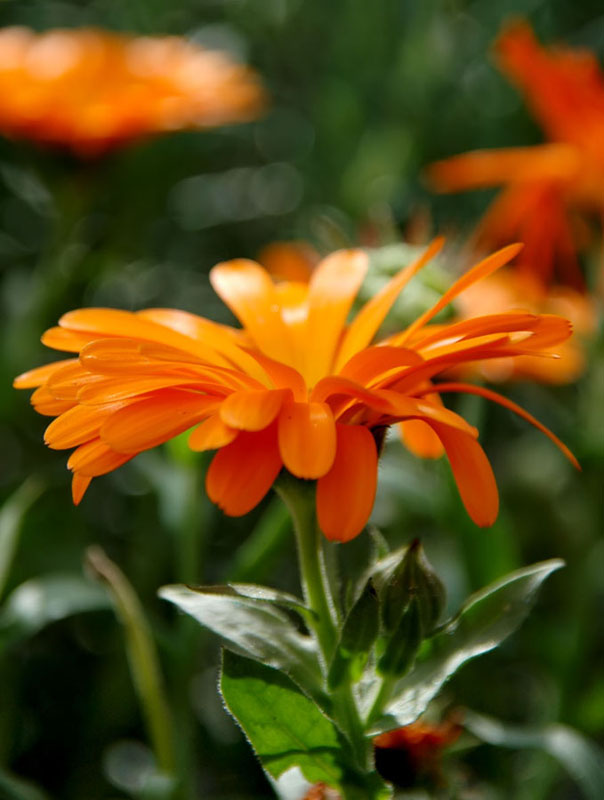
428, 21, 604, 289
14, 240, 577, 542
0, 27, 265, 156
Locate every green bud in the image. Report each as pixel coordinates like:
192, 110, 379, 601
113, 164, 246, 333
377, 595, 423, 678
379, 539, 445, 637
328, 579, 379, 690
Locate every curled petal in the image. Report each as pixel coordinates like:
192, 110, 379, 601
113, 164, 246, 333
430, 422, 499, 527
100, 390, 218, 453
278, 401, 336, 479
67, 439, 133, 477
188, 415, 238, 451
45, 404, 121, 450
206, 425, 282, 516
399, 420, 445, 459
13, 358, 76, 389
219, 388, 289, 431
316, 424, 378, 542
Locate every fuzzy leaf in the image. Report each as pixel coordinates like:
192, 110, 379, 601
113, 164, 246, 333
220, 649, 347, 787
368, 559, 563, 732
159, 584, 325, 707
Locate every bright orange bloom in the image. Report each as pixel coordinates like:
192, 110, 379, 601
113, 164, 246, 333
0, 27, 265, 155
14, 240, 577, 542
452, 268, 596, 384
428, 21, 604, 288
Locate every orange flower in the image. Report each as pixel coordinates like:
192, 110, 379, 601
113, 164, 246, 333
14, 239, 577, 542
0, 27, 265, 155
373, 719, 461, 788
452, 268, 596, 384
428, 21, 604, 289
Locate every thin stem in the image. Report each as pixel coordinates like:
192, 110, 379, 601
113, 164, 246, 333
275, 475, 368, 772
274, 475, 338, 660
86, 546, 176, 780
367, 675, 397, 727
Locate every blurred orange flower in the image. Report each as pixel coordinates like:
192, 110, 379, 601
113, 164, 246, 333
14, 239, 576, 541
373, 719, 461, 788
0, 27, 265, 155
428, 21, 604, 289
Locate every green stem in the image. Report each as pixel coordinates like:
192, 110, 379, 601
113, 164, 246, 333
367, 675, 396, 728
274, 475, 338, 659
86, 546, 176, 781
275, 475, 369, 774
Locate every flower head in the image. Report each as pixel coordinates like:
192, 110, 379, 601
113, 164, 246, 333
0, 27, 265, 155
14, 240, 576, 541
428, 21, 604, 288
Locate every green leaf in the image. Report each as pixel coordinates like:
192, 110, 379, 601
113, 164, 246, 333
0, 767, 49, 800
0, 478, 43, 599
464, 711, 604, 800
220, 649, 347, 788
159, 584, 326, 708
0, 573, 111, 649
198, 582, 313, 622
368, 559, 563, 733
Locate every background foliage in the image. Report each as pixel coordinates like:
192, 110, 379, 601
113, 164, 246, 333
1, 0, 603, 798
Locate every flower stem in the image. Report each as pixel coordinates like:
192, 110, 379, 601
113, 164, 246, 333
275, 475, 368, 773
86, 546, 176, 782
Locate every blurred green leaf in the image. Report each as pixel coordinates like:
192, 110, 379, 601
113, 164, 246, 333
0, 478, 44, 599
220, 649, 346, 788
464, 710, 604, 800
0, 767, 49, 800
369, 559, 564, 733
159, 584, 326, 708
0, 572, 110, 649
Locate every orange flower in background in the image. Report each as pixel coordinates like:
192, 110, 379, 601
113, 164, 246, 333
0, 27, 265, 156
428, 21, 604, 289
14, 239, 577, 542
373, 719, 462, 789
453, 268, 596, 384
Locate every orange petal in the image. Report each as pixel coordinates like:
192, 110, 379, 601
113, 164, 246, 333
304, 249, 369, 385
210, 259, 294, 364
394, 244, 524, 346
419, 382, 579, 469
31, 386, 75, 416
206, 425, 282, 516
336, 238, 444, 368
429, 422, 498, 527
72, 473, 92, 505
188, 415, 238, 451
316, 424, 377, 542
399, 420, 445, 458
278, 401, 336, 479
338, 346, 423, 386
13, 358, 77, 389
219, 388, 288, 431
138, 308, 269, 383
427, 144, 579, 191
67, 439, 133, 477
45, 404, 121, 450
41, 327, 101, 352
100, 390, 219, 453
